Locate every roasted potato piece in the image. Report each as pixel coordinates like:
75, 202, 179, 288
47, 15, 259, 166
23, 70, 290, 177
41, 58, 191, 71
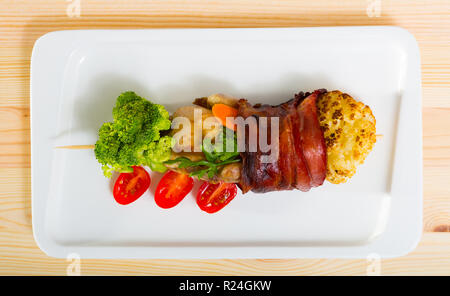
170, 106, 221, 152
194, 93, 239, 109
316, 91, 376, 184
217, 162, 241, 183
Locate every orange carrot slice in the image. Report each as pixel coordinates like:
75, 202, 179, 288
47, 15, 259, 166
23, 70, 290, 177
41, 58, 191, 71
212, 104, 239, 131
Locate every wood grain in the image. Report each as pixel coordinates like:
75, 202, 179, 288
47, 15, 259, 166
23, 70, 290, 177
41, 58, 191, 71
0, 0, 449, 275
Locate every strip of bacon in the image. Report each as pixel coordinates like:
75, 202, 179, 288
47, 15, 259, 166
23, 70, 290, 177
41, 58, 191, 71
297, 90, 327, 187
237, 90, 327, 194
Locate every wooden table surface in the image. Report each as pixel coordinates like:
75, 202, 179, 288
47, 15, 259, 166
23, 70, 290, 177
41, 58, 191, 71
1, 0, 449, 275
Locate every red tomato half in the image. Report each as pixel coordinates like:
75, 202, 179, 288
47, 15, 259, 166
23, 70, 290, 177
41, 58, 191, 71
113, 166, 151, 205
196, 182, 238, 214
154, 171, 194, 209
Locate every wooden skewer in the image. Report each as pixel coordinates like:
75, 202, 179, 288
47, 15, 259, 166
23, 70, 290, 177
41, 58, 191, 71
55, 145, 95, 149
56, 135, 383, 150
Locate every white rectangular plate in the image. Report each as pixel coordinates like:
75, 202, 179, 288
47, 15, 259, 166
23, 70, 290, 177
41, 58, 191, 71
31, 27, 422, 259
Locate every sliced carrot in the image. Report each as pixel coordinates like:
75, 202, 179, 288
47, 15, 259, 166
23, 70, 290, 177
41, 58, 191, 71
212, 104, 239, 131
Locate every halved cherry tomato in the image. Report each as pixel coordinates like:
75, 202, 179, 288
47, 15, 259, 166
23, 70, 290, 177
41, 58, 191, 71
196, 182, 238, 213
113, 166, 150, 205
154, 171, 194, 209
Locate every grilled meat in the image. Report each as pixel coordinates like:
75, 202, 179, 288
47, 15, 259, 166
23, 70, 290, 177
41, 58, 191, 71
237, 89, 327, 193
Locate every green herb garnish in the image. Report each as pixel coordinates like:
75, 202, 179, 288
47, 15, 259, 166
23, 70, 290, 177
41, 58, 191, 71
165, 127, 241, 179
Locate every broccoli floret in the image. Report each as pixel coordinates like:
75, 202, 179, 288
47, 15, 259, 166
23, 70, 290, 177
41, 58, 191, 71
95, 91, 173, 177
141, 136, 173, 172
